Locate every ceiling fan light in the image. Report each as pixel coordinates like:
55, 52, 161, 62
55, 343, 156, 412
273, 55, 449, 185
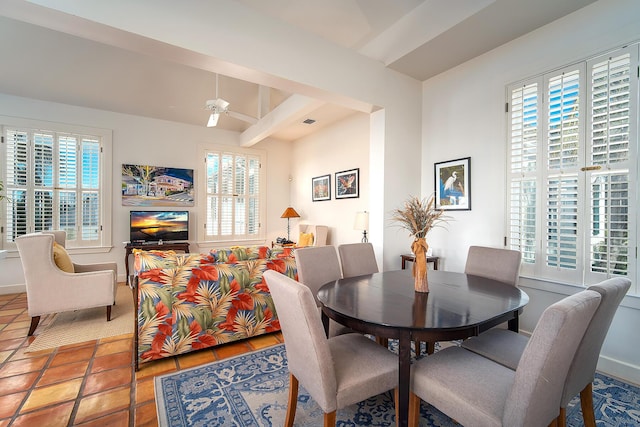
207, 112, 219, 127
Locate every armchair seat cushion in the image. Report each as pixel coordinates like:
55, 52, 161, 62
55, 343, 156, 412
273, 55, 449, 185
53, 242, 75, 273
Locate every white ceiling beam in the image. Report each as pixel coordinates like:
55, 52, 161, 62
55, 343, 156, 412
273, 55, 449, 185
240, 94, 324, 146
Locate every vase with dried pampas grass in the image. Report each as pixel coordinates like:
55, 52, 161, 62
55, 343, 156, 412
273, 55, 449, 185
391, 195, 448, 292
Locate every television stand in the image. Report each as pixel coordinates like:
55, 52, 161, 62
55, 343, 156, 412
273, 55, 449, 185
125, 241, 190, 286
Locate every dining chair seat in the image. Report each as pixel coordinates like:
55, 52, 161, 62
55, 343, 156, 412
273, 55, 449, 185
409, 289, 601, 427
461, 277, 631, 427
264, 270, 399, 427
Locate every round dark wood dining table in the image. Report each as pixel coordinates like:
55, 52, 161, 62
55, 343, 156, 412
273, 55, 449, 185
317, 269, 529, 427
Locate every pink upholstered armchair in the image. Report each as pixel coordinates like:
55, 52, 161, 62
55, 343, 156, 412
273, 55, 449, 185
15, 232, 117, 336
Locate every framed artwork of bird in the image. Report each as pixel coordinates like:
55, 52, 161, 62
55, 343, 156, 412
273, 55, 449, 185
434, 157, 471, 210
335, 168, 359, 199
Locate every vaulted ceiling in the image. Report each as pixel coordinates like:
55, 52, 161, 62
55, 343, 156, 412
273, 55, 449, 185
0, 0, 596, 142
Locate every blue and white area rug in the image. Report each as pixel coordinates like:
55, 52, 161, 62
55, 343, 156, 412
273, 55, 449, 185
155, 343, 640, 427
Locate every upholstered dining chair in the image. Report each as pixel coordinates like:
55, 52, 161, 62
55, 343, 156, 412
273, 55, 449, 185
409, 289, 601, 427
264, 270, 399, 427
295, 245, 352, 337
465, 245, 522, 286
461, 277, 631, 427
16, 232, 118, 336
338, 242, 379, 278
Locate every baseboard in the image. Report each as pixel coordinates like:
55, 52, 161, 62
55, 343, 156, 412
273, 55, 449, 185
598, 355, 640, 386
0, 283, 26, 295
493, 328, 639, 386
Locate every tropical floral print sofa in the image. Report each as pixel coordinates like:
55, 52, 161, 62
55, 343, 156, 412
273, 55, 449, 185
132, 245, 297, 369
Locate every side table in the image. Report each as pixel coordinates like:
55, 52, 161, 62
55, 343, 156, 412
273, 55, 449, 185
125, 242, 190, 286
400, 254, 439, 270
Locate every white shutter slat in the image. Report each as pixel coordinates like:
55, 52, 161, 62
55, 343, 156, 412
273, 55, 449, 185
546, 175, 579, 270
547, 71, 581, 171
204, 150, 262, 240
510, 84, 538, 173
248, 157, 260, 235
509, 179, 536, 264
4, 130, 28, 241
589, 172, 629, 275
79, 139, 100, 242
590, 53, 631, 166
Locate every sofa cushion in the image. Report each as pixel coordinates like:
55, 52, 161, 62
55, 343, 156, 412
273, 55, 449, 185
53, 241, 74, 273
298, 232, 314, 247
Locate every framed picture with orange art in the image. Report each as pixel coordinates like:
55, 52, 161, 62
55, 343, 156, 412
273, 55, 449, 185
335, 168, 359, 199
312, 174, 331, 201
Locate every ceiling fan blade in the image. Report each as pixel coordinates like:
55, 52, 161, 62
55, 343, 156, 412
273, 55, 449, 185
227, 110, 258, 124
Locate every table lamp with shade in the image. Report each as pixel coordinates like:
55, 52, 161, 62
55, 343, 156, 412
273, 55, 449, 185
280, 207, 300, 242
354, 211, 369, 243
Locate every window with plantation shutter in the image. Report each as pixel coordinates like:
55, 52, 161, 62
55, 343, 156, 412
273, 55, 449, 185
508, 82, 539, 268
1, 118, 112, 250
506, 44, 638, 293
203, 146, 265, 242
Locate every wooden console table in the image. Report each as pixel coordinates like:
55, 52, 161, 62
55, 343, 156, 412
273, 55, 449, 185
400, 254, 439, 270
125, 242, 190, 286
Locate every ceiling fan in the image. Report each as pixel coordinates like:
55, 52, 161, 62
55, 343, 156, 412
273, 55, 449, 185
205, 75, 258, 127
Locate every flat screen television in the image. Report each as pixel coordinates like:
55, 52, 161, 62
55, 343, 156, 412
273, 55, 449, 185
130, 210, 189, 243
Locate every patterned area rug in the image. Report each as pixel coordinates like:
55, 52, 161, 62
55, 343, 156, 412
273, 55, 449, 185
155, 343, 640, 427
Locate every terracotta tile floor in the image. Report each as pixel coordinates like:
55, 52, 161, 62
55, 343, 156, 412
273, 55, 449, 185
0, 286, 284, 426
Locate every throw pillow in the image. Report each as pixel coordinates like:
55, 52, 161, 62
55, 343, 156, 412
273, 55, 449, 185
53, 241, 75, 273
298, 232, 314, 247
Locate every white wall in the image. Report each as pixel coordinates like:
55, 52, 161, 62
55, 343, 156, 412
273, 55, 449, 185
422, 0, 640, 384
290, 112, 371, 243
0, 93, 293, 290
16, 0, 423, 272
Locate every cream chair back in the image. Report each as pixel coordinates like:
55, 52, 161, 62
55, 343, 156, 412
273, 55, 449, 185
561, 277, 631, 405
264, 270, 339, 411
465, 245, 522, 286
503, 290, 601, 425
295, 246, 342, 306
338, 243, 379, 278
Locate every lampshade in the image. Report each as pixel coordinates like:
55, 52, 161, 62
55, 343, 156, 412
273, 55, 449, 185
281, 207, 300, 219
207, 113, 220, 127
354, 211, 369, 231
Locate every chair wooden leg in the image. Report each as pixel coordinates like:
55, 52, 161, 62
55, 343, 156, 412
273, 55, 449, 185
323, 410, 336, 427
394, 387, 399, 423
556, 407, 566, 427
548, 416, 558, 427
28, 316, 41, 336
409, 392, 421, 427
106, 305, 112, 321
580, 383, 596, 427
427, 341, 435, 355
285, 373, 299, 427
376, 336, 389, 348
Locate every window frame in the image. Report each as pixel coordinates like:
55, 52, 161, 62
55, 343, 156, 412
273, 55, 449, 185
1, 116, 113, 252
198, 144, 266, 245
506, 43, 639, 294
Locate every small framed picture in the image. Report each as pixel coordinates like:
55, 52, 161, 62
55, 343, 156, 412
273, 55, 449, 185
312, 174, 331, 201
335, 168, 359, 199
435, 157, 471, 210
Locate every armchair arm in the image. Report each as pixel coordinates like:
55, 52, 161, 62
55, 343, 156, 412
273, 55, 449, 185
26, 268, 116, 317
73, 261, 117, 274
73, 262, 118, 298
